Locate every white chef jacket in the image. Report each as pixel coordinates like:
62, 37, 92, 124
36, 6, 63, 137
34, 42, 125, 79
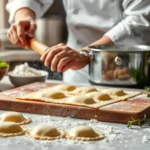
6, 0, 150, 85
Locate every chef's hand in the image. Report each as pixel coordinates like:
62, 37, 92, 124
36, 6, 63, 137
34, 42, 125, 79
7, 8, 37, 49
7, 18, 36, 49
40, 43, 90, 72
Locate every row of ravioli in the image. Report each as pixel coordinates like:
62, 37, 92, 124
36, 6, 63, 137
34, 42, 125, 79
16, 84, 140, 108
0, 111, 104, 141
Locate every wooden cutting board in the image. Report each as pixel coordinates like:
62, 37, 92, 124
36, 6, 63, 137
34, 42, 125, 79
0, 82, 150, 124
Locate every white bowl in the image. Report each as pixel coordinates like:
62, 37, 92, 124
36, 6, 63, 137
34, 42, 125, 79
8, 70, 48, 87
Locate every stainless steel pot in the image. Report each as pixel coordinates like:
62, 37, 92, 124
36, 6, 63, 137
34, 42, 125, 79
80, 45, 150, 88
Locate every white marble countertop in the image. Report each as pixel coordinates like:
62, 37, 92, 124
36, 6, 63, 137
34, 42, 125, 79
0, 76, 150, 150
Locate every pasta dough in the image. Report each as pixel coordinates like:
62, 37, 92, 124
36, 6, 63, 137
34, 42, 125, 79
101, 89, 126, 96
0, 112, 31, 125
54, 84, 77, 92
67, 86, 98, 95
42, 91, 66, 99
26, 125, 65, 140
66, 125, 104, 141
85, 92, 112, 101
16, 85, 140, 108
21, 88, 67, 100
67, 96, 96, 104
0, 122, 25, 137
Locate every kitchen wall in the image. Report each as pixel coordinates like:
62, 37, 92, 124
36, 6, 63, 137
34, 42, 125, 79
0, 0, 9, 29
0, 1, 4, 29
35, 0, 67, 46
43, 0, 68, 44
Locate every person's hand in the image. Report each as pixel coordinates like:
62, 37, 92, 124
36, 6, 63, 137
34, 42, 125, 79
7, 18, 37, 49
40, 43, 90, 72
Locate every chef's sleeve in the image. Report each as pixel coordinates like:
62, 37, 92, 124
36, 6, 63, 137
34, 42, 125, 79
6, 0, 54, 23
104, 0, 150, 44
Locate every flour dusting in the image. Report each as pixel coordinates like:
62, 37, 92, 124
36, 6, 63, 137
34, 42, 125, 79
0, 110, 150, 150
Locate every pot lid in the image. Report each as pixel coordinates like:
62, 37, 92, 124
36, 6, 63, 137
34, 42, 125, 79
89, 44, 150, 52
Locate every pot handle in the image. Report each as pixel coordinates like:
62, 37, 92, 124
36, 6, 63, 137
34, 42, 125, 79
79, 49, 91, 57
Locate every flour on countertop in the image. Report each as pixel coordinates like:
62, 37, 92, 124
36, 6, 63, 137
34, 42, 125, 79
34, 115, 123, 143
0, 110, 150, 150
142, 135, 150, 143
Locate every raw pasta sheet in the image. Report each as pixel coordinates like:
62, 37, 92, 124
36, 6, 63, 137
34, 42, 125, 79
16, 85, 141, 108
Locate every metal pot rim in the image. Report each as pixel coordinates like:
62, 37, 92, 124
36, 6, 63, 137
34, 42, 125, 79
88, 44, 150, 52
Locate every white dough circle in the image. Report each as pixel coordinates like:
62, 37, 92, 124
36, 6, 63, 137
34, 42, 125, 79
26, 125, 65, 140
0, 122, 25, 137
0, 112, 31, 125
66, 125, 104, 141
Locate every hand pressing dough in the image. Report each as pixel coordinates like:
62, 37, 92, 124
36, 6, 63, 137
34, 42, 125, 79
54, 84, 77, 92
85, 92, 112, 101
0, 112, 31, 125
66, 125, 104, 141
26, 125, 65, 140
0, 122, 25, 137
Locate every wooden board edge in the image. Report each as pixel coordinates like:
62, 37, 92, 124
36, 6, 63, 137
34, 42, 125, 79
0, 98, 148, 124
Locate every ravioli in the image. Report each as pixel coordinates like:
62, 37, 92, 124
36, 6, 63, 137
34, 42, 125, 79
33, 89, 66, 99
85, 92, 112, 101
0, 112, 31, 125
26, 125, 65, 140
54, 84, 77, 92
101, 89, 126, 96
16, 85, 140, 108
67, 96, 96, 104
66, 125, 104, 141
17, 88, 68, 102
42, 91, 66, 99
68, 87, 98, 96
0, 122, 25, 137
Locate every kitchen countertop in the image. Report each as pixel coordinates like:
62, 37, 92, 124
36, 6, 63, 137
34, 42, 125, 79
0, 50, 40, 62
0, 76, 150, 150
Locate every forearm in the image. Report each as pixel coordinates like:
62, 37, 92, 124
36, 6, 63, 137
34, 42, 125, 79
104, 0, 150, 45
82, 36, 114, 50
6, 0, 53, 24
14, 8, 36, 22
80, 36, 113, 64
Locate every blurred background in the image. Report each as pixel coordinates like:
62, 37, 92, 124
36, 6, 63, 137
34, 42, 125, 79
0, 0, 68, 80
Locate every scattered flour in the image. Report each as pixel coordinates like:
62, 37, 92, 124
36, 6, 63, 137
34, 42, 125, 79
142, 135, 150, 143
33, 115, 123, 143
1, 110, 150, 150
